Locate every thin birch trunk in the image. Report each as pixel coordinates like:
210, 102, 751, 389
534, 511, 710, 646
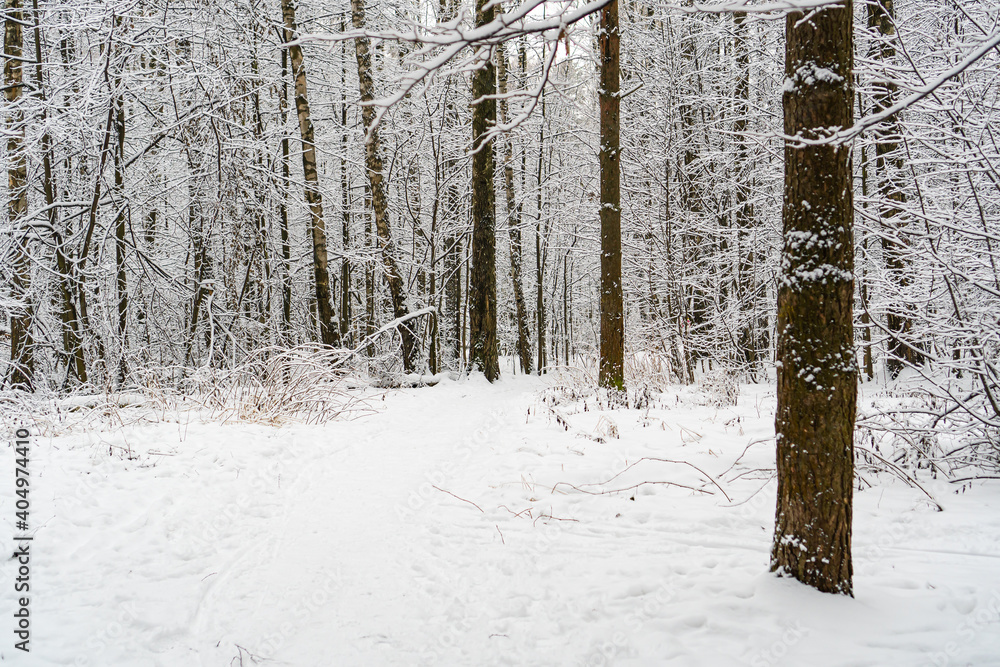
281, 0, 340, 348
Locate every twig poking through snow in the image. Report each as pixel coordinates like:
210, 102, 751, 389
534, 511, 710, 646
571, 457, 733, 502
552, 480, 714, 497
431, 485, 485, 513
855, 447, 944, 512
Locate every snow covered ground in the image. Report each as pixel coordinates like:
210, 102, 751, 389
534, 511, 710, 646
3, 373, 1000, 666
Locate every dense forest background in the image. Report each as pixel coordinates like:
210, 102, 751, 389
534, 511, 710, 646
2, 0, 998, 456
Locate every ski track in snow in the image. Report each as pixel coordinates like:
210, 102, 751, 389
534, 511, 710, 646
2, 375, 1000, 666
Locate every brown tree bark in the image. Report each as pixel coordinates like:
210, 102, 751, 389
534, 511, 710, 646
444, 232, 462, 367
662, 162, 693, 385
869, 0, 920, 377
497, 40, 532, 375
351, 0, 418, 372
677, 12, 705, 382
365, 190, 376, 359
340, 25, 352, 346
113, 36, 129, 385
437, 0, 462, 371
598, 0, 624, 391
249, 37, 273, 339
858, 105, 875, 381
5, 0, 33, 390
280, 0, 340, 348
468, 0, 500, 382
428, 207, 438, 375
31, 0, 86, 385
185, 163, 209, 368
771, 1, 856, 596
733, 10, 765, 379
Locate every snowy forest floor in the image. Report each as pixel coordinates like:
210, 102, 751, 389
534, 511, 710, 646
3, 371, 1000, 666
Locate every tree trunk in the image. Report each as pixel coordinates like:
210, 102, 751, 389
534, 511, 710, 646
113, 47, 129, 385
250, 40, 272, 341
365, 189, 376, 359
77, 101, 118, 377
437, 0, 462, 370
733, 10, 764, 379
677, 15, 707, 380
467, 0, 500, 382
535, 49, 547, 375
428, 209, 438, 374
771, 1, 856, 596
444, 233, 462, 368
31, 0, 86, 385
281, 0, 340, 348
858, 99, 875, 381
278, 44, 293, 342
440, 136, 462, 370
340, 26, 352, 346
869, 0, 920, 378
497, 40, 532, 375
5, 0, 33, 390
598, 0, 624, 391
185, 173, 209, 368
351, 0, 418, 372
563, 252, 570, 366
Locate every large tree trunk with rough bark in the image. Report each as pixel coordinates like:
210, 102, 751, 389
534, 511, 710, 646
598, 0, 624, 391
497, 40, 532, 375
468, 0, 500, 381
351, 0, 418, 373
5, 0, 34, 390
281, 0, 340, 348
771, 1, 857, 596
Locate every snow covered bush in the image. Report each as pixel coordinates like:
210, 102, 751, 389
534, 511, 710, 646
698, 369, 740, 408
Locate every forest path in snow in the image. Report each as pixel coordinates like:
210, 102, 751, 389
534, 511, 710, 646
2, 375, 1000, 666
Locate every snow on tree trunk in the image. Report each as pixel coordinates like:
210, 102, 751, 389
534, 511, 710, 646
5, 0, 34, 391
598, 0, 624, 392
351, 0, 418, 373
281, 0, 340, 349
497, 40, 533, 376
468, 0, 500, 382
771, 1, 857, 597
869, 0, 921, 378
